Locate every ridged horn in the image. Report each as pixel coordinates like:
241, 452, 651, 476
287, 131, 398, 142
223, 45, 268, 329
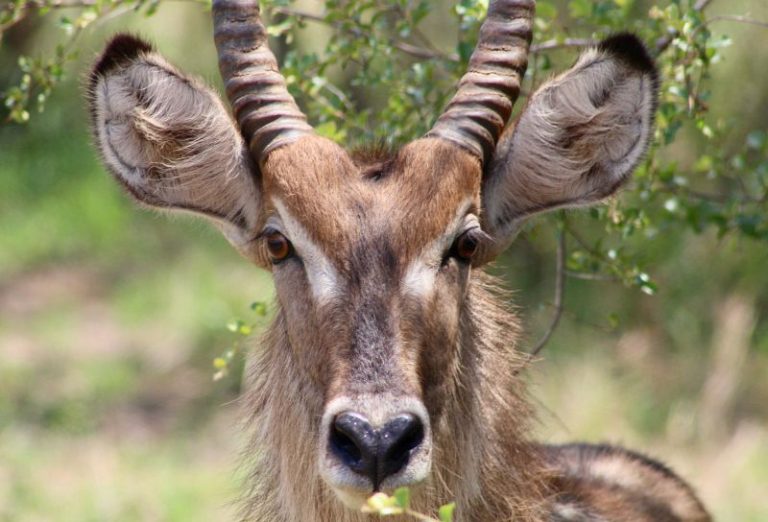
212, 0, 313, 162
427, 0, 534, 165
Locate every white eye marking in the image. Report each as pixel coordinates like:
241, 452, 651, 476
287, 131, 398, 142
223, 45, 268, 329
402, 259, 437, 299
401, 199, 477, 299
272, 198, 341, 305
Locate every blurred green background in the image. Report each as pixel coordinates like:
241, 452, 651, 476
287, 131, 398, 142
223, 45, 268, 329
1, 0, 767, 520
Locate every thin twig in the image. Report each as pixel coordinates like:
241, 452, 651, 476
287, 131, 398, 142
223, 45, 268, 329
528, 229, 566, 358
659, 183, 767, 205
695, 0, 715, 10
20, 0, 98, 7
564, 224, 600, 260
565, 270, 619, 282
700, 14, 768, 31
655, 0, 715, 54
392, 40, 456, 61
393, 3, 452, 58
272, 5, 325, 24
272, 5, 457, 62
530, 38, 596, 54
1, 0, 206, 34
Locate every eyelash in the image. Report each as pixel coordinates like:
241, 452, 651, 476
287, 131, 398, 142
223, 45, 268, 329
443, 227, 485, 265
261, 228, 294, 264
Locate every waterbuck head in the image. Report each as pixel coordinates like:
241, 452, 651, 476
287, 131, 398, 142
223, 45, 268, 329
87, 0, 657, 514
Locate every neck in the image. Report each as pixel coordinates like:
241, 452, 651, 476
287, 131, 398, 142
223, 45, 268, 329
239, 272, 547, 521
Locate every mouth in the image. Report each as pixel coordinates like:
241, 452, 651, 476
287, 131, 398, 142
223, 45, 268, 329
321, 430, 432, 501
331, 483, 424, 513
332, 487, 373, 510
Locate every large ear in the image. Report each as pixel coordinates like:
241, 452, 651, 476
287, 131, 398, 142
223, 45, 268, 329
480, 34, 658, 258
87, 34, 264, 262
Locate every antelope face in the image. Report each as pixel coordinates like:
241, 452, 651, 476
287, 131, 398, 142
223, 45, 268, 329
88, 0, 658, 512
261, 137, 482, 502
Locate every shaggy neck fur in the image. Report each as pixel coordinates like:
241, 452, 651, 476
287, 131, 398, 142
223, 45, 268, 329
239, 272, 550, 521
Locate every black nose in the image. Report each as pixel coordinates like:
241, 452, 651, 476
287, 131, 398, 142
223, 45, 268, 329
330, 412, 425, 490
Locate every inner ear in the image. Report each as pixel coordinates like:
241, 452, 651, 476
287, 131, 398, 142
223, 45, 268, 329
88, 34, 265, 263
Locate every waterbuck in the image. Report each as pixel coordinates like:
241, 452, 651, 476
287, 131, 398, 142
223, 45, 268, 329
87, 0, 711, 520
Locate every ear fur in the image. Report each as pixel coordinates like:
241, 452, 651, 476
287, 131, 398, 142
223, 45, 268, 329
481, 33, 659, 257
87, 34, 264, 260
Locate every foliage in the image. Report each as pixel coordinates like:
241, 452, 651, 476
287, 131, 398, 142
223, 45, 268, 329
213, 300, 269, 381
361, 488, 455, 521
2, 0, 765, 314
0, 0, 768, 520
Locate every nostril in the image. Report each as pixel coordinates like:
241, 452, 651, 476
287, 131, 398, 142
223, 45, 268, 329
379, 413, 425, 481
331, 423, 362, 463
394, 416, 425, 453
328, 411, 426, 490
330, 412, 376, 476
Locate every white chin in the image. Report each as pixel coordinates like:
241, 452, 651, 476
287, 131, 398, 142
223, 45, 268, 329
333, 487, 370, 510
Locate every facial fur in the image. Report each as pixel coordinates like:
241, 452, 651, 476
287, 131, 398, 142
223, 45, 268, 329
87, 24, 710, 522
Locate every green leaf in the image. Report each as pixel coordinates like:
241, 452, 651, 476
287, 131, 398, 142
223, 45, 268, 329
267, 19, 293, 38
608, 313, 620, 329
536, 1, 557, 19
663, 198, 679, 213
736, 214, 763, 238
635, 273, 657, 295
360, 492, 404, 515
746, 130, 766, 150
250, 301, 268, 316
393, 487, 410, 508
457, 41, 474, 63
238, 323, 252, 335
568, 0, 592, 18
315, 121, 347, 142
439, 502, 456, 522
226, 320, 241, 333
693, 155, 713, 173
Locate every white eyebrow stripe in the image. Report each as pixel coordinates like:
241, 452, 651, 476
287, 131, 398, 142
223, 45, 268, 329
272, 198, 341, 305
401, 198, 476, 299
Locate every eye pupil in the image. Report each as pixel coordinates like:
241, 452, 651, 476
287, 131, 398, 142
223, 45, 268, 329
456, 232, 479, 260
265, 231, 291, 262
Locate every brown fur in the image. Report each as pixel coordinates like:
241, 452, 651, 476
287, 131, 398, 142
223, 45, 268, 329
240, 273, 548, 522
87, 31, 710, 522
544, 444, 711, 521
261, 136, 481, 266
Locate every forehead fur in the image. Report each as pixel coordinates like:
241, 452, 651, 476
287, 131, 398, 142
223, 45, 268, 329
261, 135, 482, 265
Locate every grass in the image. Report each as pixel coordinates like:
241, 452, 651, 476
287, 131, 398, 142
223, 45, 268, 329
0, 423, 238, 522
0, 105, 269, 520
534, 354, 768, 521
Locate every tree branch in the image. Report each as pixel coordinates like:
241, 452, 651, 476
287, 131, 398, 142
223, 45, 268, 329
530, 38, 596, 54
272, 5, 458, 62
565, 270, 619, 282
272, 5, 324, 24
528, 229, 566, 359
655, 0, 716, 54
700, 14, 768, 31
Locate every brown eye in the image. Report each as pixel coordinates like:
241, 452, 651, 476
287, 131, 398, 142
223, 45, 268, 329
265, 230, 292, 263
453, 229, 480, 262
